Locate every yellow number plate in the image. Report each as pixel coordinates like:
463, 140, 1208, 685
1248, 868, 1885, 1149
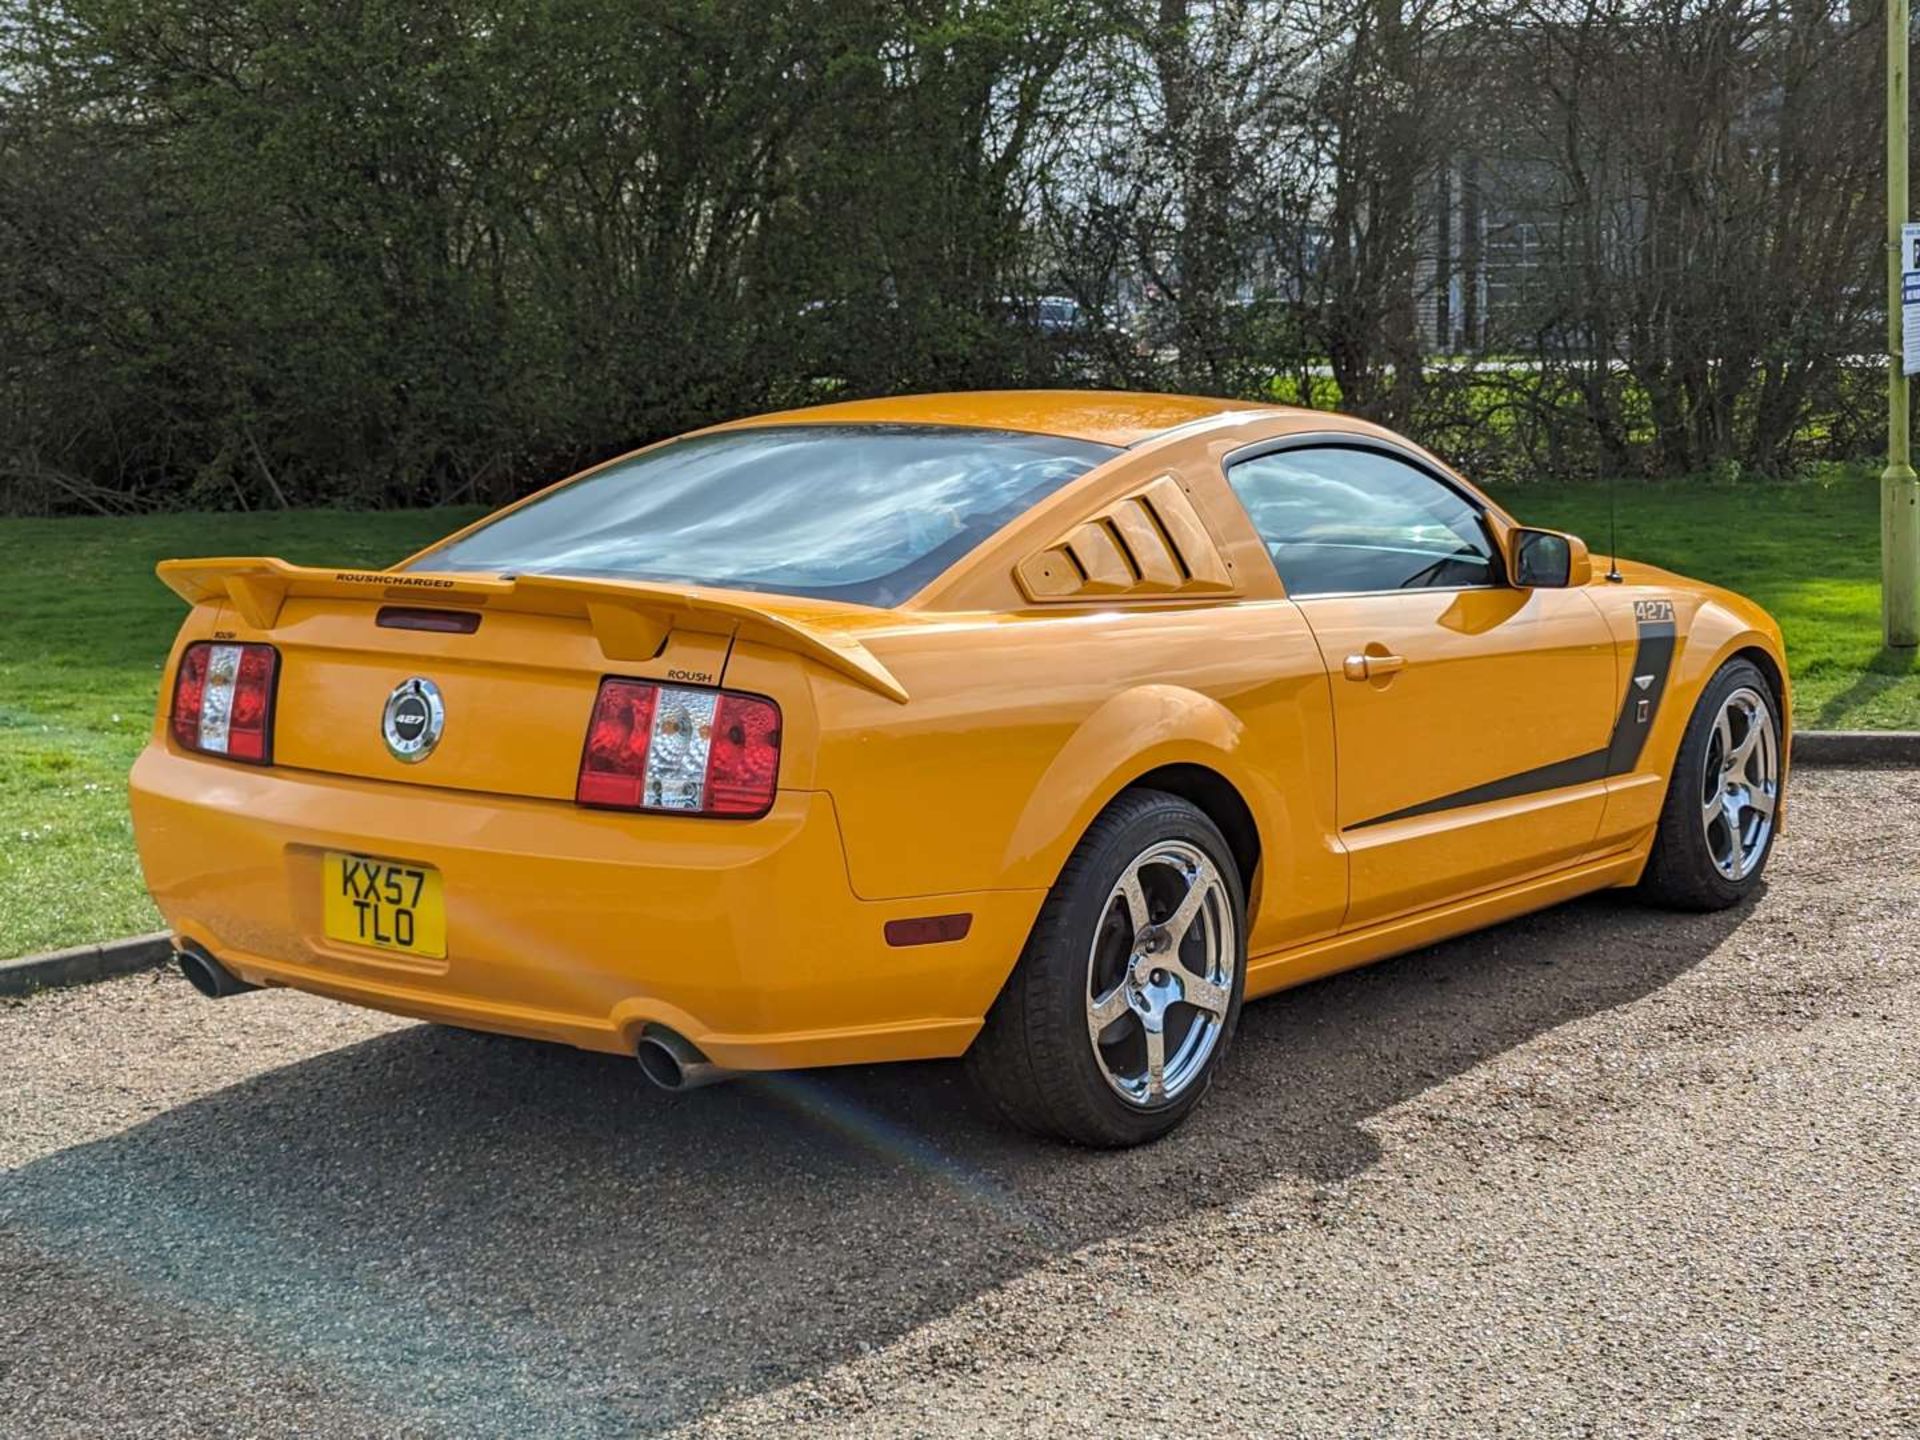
322, 852, 446, 958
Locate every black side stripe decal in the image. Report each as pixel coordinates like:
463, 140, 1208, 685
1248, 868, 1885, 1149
1605, 620, 1675, 774
1348, 617, 1677, 830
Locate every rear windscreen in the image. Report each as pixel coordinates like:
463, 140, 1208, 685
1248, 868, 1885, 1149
411, 424, 1118, 607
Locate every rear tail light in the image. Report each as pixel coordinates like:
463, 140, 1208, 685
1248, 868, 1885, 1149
169, 641, 279, 763
577, 679, 781, 817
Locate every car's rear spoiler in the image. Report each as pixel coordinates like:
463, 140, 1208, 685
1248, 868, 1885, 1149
155, 557, 909, 704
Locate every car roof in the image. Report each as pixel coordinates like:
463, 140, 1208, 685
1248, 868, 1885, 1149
711, 390, 1290, 449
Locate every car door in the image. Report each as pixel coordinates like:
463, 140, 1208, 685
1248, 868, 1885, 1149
1224, 441, 1618, 929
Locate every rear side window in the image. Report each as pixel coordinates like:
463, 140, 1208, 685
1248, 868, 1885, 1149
413, 425, 1117, 607
1226, 446, 1498, 597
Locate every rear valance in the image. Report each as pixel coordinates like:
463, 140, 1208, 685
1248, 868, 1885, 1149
155, 557, 909, 704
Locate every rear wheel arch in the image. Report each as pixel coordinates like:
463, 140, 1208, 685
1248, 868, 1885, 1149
967, 785, 1249, 1145
997, 684, 1259, 887
978, 730, 1271, 1036
1119, 764, 1262, 923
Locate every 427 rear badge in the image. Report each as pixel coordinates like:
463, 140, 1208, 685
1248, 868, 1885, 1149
382, 676, 445, 763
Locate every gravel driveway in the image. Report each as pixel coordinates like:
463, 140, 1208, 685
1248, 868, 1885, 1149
2, 767, 1914, 1438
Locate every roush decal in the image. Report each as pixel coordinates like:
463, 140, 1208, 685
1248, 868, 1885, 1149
1349, 604, 1679, 830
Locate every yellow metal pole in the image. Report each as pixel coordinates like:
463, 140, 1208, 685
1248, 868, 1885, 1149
1887, 0, 1920, 648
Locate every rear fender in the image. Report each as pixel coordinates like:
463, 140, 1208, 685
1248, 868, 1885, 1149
1000, 684, 1262, 892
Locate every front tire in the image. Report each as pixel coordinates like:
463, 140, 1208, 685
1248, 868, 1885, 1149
966, 790, 1247, 1147
1637, 658, 1782, 911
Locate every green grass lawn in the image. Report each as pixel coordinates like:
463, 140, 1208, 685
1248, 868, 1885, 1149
1, 471, 1915, 961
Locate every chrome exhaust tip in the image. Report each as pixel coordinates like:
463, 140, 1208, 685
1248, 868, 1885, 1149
175, 943, 258, 999
635, 1025, 734, 1091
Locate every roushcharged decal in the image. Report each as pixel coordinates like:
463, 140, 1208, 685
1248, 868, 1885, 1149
333, 572, 458, 589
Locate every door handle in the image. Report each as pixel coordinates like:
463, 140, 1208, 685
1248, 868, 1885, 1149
1342, 651, 1406, 682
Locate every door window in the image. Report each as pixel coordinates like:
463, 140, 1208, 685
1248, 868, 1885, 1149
1226, 446, 1498, 597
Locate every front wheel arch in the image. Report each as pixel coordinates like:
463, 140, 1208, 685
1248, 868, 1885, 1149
1637, 655, 1783, 910
1732, 642, 1789, 729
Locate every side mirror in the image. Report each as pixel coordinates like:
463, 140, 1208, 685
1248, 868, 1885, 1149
1508, 528, 1591, 588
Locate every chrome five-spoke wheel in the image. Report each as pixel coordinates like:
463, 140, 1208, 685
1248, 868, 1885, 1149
1640, 656, 1783, 911
967, 789, 1246, 1145
1085, 839, 1235, 1108
1700, 685, 1779, 882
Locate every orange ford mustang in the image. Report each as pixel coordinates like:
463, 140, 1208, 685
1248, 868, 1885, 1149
131, 391, 1788, 1146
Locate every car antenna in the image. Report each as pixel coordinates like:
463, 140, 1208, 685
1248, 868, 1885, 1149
1604, 469, 1624, 583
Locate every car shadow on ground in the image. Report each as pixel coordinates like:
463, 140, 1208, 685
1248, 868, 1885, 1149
1, 891, 1756, 1436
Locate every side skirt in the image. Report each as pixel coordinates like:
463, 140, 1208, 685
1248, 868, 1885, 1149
1245, 845, 1649, 1001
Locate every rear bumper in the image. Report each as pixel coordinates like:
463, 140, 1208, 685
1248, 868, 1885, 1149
129, 744, 1043, 1069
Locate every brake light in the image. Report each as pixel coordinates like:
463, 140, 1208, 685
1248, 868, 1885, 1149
577, 679, 781, 817
376, 605, 482, 635
169, 641, 279, 763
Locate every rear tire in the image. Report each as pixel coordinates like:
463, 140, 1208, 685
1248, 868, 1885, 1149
966, 789, 1247, 1147
1636, 658, 1782, 911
